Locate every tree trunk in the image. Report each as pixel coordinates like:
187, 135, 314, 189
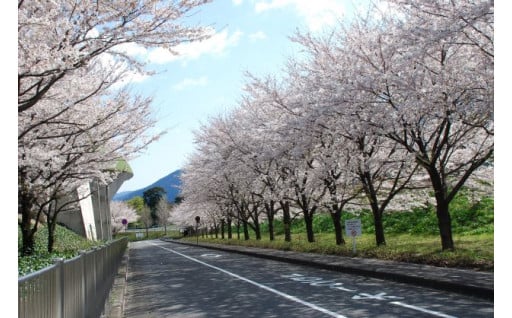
265, 201, 275, 241
242, 220, 250, 240
280, 201, 291, 242
47, 204, 58, 253
436, 200, 454, 250
47, 220, 56, 253
360, 170, 386, 246
236, 218, 240, 240
303, 212, 315, 243
252, 207, 261, 240
19, 184, 38, 256
227, 216, 232, 239
373, 210, 386, 246
330, 205, 345, 245
21, 228, 36, 256
221, 219, 225, 239
299, 194, 316, 243
426, 166, 455, 250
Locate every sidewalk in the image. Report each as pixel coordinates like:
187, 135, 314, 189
102, 238, 493, 317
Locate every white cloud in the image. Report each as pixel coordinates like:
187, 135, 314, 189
172, 76, 209, 91
232, 0, 243, 5
90, 28, 243, 89
109, 71, 150, 90
147, 47, 180, 64
95, 52, 150, 90
104, 28, 243, 67
255, 0, 289, 12
255, 0, 346, 32
111, 42, 149, 57
147, 28, 243, 64
249, 31, 267, 41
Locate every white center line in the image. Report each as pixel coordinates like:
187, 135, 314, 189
149, 241, 348, 318
390, 301, 458, 318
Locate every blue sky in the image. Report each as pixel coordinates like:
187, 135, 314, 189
117, 0, 366, 192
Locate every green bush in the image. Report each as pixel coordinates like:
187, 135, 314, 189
450, 196, 494, 234
312, 213, 333, 233
252, 192, 493, 238
18, 225, 104, 276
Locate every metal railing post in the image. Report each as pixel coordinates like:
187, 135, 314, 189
19, 238, 128, 318
53, 258, 64, 318
79, 250, 87, 318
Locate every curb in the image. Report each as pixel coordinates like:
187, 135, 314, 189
101, 247, 129, 318
163, 238, 494, 301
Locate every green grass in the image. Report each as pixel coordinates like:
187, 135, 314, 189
182, 192, 494, 272
184, 232, 493, 272
18, 225, 104, 277
18, 225, 183, 277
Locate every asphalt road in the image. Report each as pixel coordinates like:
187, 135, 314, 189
123, 240, 493, 318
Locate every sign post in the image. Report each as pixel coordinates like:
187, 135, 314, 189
195, 216, 201, 245
345, 219, 362, 254
122, 218, 127, 232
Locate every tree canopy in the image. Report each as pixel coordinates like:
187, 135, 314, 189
172, 0, 493, 251
143, 187, 167, 226
18, 0, 212, 255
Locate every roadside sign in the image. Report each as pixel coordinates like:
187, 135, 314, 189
345, 219, 362, 237
345, 219, 361, 254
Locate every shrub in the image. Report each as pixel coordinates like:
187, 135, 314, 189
18, 225, 104, 276
253, 192, 493, 238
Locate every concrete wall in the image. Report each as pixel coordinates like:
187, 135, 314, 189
57, 171, 133, 241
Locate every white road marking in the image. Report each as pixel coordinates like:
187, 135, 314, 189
150, 241, 460, 318
149, 241, 348, 318
201, 253, 222, 258
390, 301, 458, 318
281, 273, 357, 292
352, 292, 403, 301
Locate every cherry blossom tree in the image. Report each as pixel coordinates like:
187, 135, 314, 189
239, 73, 324, 243
139, 205, 153, 237
174, 0, 493, 252
111, 201, 138, 235
18, 76, 160, 255
18, 0, 213, 255
188, 113, 263, 240
169, 200, 200, 229
349, 0, 494, 250
229, 78, 293, 241
156, 198, 174, 235
18, 0, 211, 113
312, 142, 362, 246
178, 140, 231, 231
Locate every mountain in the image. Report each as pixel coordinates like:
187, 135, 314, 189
113, 169, 182, 203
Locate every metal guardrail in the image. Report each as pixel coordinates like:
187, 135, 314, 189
18, 237, 128, 318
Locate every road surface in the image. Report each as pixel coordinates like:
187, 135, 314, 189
123, 240, 493, 318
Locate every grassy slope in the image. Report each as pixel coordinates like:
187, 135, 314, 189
190, 232, 493, 271
18, 225, 104, 276
184, 194, 494, 272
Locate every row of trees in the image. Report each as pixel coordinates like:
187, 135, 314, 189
18, 0, 213, 255
110, 190, 174, 237
172, 0, 494, 251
